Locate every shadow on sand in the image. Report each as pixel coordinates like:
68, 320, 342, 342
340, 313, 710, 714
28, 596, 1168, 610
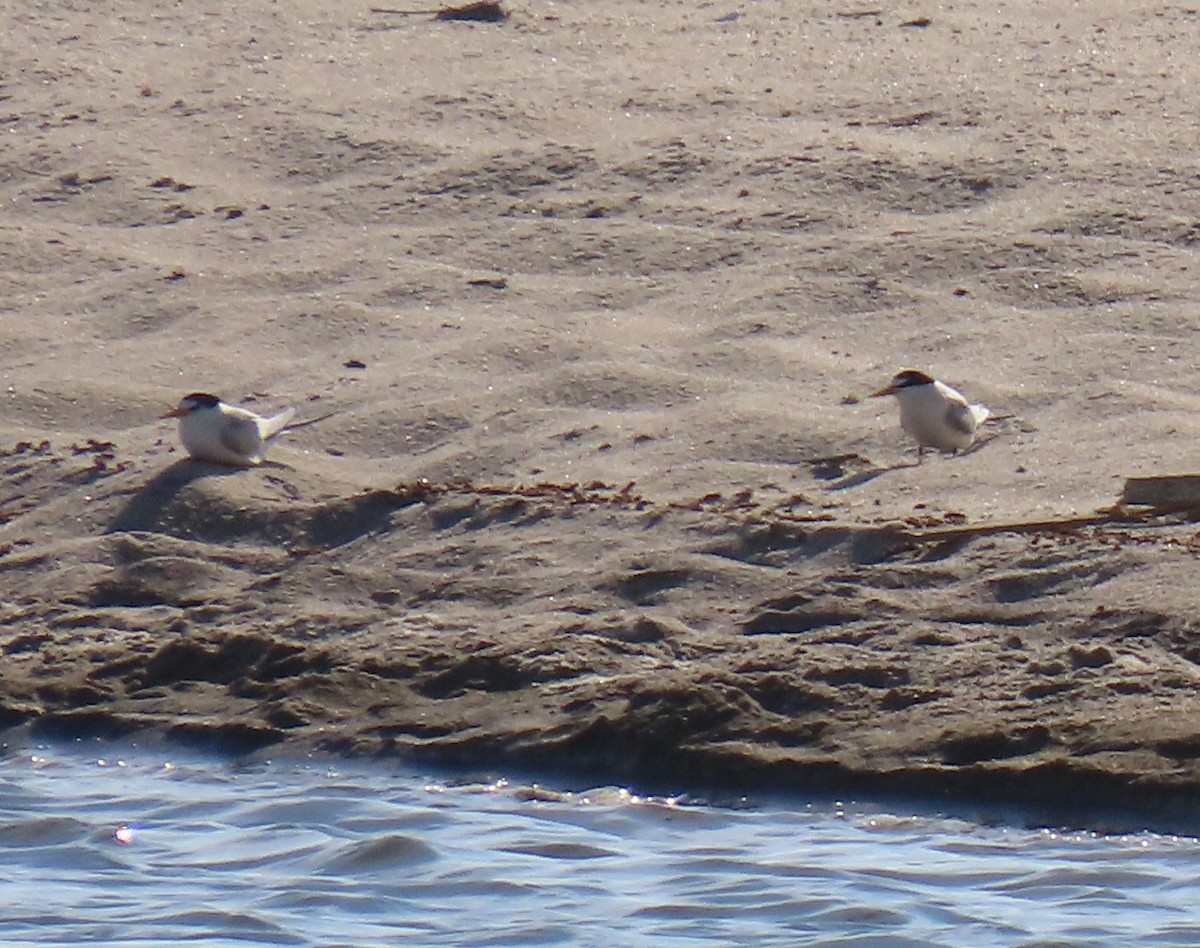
105, 459, 244, 534
810, 435, 998, 492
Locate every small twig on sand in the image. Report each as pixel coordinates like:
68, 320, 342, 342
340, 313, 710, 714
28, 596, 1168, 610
282, 410, 340, 433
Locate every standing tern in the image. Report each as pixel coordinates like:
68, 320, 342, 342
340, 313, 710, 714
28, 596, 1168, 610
871, 369, 990, 461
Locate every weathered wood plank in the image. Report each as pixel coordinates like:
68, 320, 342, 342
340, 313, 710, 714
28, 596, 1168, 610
1122, 475, 1200, 508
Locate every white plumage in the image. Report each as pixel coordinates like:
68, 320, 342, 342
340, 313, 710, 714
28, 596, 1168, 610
871, 369, 989, 460
162, 393, 296, 466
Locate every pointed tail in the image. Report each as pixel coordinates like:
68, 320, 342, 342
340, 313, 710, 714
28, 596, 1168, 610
260, 407, 297, 440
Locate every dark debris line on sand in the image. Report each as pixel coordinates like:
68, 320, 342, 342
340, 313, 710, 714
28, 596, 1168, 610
370, 2, 509, 23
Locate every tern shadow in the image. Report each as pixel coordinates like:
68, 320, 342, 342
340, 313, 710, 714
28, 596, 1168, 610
106, 459, 249, 534
827, 459, 920, 491
804, 453, 919, 491
825, 434, 998, 490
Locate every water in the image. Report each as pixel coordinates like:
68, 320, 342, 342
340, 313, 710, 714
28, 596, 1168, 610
3, 743, 1199, 947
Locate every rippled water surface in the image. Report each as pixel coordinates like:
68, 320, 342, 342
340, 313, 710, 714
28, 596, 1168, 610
3, 743, 1200, 947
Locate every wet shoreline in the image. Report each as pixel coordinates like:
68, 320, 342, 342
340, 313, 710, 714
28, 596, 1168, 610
6, 450, 1200, 834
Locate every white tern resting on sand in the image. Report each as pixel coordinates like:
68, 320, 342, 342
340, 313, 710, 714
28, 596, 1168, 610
161, 392, 297, 466
871, 369, 989, 461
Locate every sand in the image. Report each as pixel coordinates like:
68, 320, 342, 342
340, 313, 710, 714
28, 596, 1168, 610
5, 0, 1200, 826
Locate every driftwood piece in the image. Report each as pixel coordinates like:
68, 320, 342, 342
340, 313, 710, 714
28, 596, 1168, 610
1121, 475, 1200, 509
370, 2, 508, 21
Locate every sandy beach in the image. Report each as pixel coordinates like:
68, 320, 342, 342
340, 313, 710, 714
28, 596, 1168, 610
5, 1, 1200, 824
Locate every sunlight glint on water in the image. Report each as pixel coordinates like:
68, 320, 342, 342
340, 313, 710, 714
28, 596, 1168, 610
2, 745, 1200, 947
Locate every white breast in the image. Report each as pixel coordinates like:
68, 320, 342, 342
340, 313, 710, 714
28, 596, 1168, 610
179, 405, 267, 466
896, 381, 980, 452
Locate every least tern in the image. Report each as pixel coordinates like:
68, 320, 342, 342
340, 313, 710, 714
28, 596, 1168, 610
161, 392, 297, 467
871, 369, 990, 461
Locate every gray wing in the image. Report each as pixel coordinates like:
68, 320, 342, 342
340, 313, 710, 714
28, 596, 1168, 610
219, 414, 263, 458
944, 400, 977, 436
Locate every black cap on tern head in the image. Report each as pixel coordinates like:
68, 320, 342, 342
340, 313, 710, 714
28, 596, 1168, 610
871, 369, 936, 398
889, 369, 935, 389
162, 392, 223, 419
180, 392, 222, 409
